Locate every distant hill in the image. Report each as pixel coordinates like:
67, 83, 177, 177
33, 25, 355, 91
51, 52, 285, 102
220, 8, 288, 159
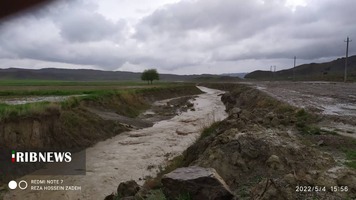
0, 68, 239, 82
220, 73, 247, 79
245, 55, 356, 81
192, 76, 241, 82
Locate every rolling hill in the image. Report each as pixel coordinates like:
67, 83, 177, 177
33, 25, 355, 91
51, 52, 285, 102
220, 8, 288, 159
0, 68, 240, 82
245, 55, 356, 81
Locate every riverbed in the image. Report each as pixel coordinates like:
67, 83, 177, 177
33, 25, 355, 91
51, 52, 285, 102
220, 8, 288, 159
4, 86, 227, 200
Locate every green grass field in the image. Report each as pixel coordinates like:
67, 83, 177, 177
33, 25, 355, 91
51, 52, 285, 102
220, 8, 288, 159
0, 80, 187, 97
0, 79, 165, 86
0, 80, 195, 119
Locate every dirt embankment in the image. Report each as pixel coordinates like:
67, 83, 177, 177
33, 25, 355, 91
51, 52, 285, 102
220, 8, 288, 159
0, 85, 202, 184
180, 83, 356, 200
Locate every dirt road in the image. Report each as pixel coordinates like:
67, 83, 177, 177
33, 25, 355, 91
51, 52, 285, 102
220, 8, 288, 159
4, 86, 227, 200
252, 81, 356, 138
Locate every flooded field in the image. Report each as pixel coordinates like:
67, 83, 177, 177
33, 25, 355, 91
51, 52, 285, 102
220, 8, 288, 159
253, 81, 356, 139
253, 82, 356, 116
0, 95, 85, 105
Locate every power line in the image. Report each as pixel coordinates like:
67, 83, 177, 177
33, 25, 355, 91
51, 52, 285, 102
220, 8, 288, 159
270, 66, 276, 81
344, 37, 352, 82
293, 56, 296, 81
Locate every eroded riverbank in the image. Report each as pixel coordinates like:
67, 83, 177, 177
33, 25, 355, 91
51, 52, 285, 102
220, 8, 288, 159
182, 83, 356, 200
3, 86, 227, 200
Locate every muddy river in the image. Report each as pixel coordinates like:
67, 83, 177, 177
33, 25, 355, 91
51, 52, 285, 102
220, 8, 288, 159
4, 86, 227, 200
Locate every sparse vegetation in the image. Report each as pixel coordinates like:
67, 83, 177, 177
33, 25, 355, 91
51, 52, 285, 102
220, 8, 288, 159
176, 192, 191, 200
199, 121, 221, 140
0, 102, 59, 120
0, 83, 201, 120
143, 181, 193, 200
0, 80, 183, 98
293, 109, 337, 136
60, 97, 81, 109
295, 109, 321, 134
344, 149, 356, 169
143, 155, 184, 190
145, 189, 166, 200
0, 80, 165, 87
141, 69, 159, 84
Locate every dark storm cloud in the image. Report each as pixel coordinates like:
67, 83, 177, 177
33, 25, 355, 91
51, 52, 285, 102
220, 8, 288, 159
134, 0, 292, 42
134, 0, 356, 66
0, 0, 130, 69
0, 0, 355, 73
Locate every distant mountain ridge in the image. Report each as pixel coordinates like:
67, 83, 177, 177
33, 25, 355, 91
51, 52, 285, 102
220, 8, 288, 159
245, 55, 356, 81
220, 73, 247, 79
0, 68, 237, 81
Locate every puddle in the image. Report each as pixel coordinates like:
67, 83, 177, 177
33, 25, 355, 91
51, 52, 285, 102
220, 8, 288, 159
1, 95, 85, 105
255, 84, 356, 117
4, 86, 228, 200
320, 122, 356, 139
141, 110, 155, 116
322, 103, 356, 116
255, 86, 266, 90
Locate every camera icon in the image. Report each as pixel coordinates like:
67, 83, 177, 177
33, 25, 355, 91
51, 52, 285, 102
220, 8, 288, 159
8, 180, 28, 190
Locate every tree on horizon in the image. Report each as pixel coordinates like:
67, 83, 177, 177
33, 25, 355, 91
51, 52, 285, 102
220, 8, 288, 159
141, 69, 159, 84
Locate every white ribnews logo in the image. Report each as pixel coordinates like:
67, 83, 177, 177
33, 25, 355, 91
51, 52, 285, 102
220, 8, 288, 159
12, 151, 72, 163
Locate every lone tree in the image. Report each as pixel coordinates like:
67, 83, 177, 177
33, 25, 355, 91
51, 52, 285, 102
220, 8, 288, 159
141, 69, 159, 84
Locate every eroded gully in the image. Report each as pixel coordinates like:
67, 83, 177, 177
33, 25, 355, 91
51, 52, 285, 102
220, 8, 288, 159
4, 86, 227, 200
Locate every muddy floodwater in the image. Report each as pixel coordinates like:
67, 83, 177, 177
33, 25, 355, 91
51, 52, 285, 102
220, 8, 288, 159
252, 81, 356, 117
0, 95, 85, 105
4, 86, 227, 200
252, 81, 356, 139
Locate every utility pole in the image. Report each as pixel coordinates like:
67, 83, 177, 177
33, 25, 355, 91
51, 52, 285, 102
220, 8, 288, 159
293, 56, 296, 81
344, 37, 352, 82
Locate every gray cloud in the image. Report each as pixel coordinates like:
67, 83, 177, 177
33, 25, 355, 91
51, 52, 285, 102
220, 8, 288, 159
0, 0, 131, 69
135, 0, 355, 64
53, 1, 126, 43
0, 0, 355, 74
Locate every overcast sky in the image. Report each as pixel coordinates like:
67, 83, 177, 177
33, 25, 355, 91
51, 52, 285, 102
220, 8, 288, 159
0, 0, 355, 74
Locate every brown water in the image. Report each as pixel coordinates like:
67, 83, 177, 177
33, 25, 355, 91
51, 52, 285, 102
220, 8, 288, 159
1, 95, 86, 105
4, 86, 227, 200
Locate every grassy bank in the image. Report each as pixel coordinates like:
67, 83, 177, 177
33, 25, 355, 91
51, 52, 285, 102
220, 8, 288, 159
0, 83, 201, 120
0, 84, 203, 148
0, 79, 179, 86
0, 84, 202, 185
0, 102, 58, 120
0, 80, 188, 97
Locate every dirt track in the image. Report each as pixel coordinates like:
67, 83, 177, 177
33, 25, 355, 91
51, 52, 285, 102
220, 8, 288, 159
189, 82, 356, 199
250, 81, 356, 139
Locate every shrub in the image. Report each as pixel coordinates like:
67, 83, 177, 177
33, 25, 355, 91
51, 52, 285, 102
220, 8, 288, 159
199, 121, 221, 140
